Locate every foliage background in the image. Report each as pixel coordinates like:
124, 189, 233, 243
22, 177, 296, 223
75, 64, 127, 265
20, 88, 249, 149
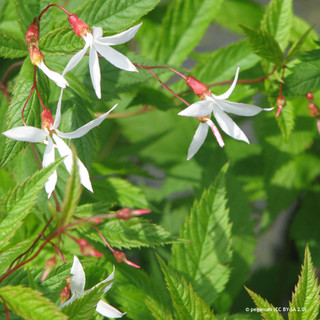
0, 0, 320, 319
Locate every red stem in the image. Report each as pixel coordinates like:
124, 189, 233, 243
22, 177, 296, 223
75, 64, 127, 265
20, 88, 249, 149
0, 296, 10, 320
38, 4, 71, 21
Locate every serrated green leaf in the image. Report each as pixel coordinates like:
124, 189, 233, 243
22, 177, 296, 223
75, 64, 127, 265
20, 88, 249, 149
0, 31, 27, 58
260, 0, 293, 50
158, 255, 215, 320
276, 100, 295, 141
154, 0, 223, 66
60, 150, 81, 227
192, 39, 261, 84
288, 245, 320, 320
145, 297, 174, 320
15, 0, 41, 34
61, 278, 110, 320
283, 58, 320, 96
0, 58, 50, 167
79, 217, 177, 249
0, 158, 64, 249
240, 25, 284, 65
39, 28, 84, 56
171, 163, 232, 306
75, 0, 160, 32
246, 287, 284, 320
0, 285, 67, 320
285, 25, 314, 63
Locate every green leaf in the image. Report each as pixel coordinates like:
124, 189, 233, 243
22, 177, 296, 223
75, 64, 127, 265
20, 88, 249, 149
288, 245, 320, 320
170, 163, 232, 306
285, 25, 314, 63
15, 0, 41, 34
80, 217, 177, 249
153, 0, 223, 66
75, 0, 161, 32
0, 58, 50, 167
158, 255, 215, 320
93, 177, 148, 208
145, 297, 175, 320
39, 28, 84, 56
283, 58, 320, 96
0, 31, 27, 58
260, 0, 293, 50
61, 278, 110, 320
0, 158, 64, 249
246, 287, 284, 320
0, 285, 67, 320
276, 100, 295, 142
240, 24, 284, 65
59, 149, 81, 227
192, 39, 261, 84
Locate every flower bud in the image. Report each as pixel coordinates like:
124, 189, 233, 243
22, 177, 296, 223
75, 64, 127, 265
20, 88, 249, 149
41, 109, 54, 130
116, 208, 151, 220
275, 94, 286, 117
306, 93, 314, 100
113, 250, 140, 268
29, 45, 44, 66
25, 19, 39, 47
308, 103, 320, 117
77, 238, 104, 257
185, 76, 210, 98
41, 256, 57, 281
68, 14, 90, 38
60, 278, 71, 303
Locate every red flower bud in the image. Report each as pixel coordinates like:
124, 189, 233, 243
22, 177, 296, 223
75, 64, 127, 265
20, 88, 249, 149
41, 256, 57, 281
113, 250, 140, 268
275, 94, 286, 117
29, 45, 44, 66
25, 19, 39, 47
77, 238, 104, 257
308, 103, 320, 117
116, 208, 151, 220
68, 14, 90, 38
185, 77, 210, 98
306, 93, 314, 100
41, 109, 54, 130
60, 277, 71, 303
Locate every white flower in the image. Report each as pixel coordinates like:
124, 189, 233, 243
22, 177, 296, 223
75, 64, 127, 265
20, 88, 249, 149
2, 89, 117, 198
38, 61, 69, 88
178, 67, 273, 160
60, 256, 125, 319
63, 23, 142, 99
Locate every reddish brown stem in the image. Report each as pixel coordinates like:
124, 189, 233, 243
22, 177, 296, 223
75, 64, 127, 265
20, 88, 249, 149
1, 61, 24, 103
88, 223, 115, 253
38, 4, 71, 21
0, 296, 10, 320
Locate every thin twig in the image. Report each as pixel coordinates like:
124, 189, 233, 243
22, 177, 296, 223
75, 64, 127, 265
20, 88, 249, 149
1, 61, 24, 102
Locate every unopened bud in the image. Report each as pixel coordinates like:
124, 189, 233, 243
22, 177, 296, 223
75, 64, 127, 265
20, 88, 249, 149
308, 103, 320, 117
41, 109, 54, 130
41, 256, 57, 281
60, 277, 71, 303
117, 208, 151, 220
185, 77, 210, 98
275, 95, 286, 117
306, 93, 314, 100
77, 238, 104, 257
68, 14, 90, 38
25, 18, 39, 47
113, 250, 140, 268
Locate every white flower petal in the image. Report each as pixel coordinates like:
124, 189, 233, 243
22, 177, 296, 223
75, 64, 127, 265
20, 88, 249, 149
92, 26, 103, 41
206, 119, 225, 148
212, 105, 249, 143
52, 134, 73, 173
52, 88, 64, 130
187, 122, 209, 160
89, 45, 101, 99
97, 22, 142, 46
42, 138, 57, 198
2, 126, 47, 143
96, 300, 125, 318
63, 43, 89, 75
211, 66, 239, 100
178, 100, 213, 118
77, 157, 93, 192
56, 104, 118, 139
38, 62, 69, 88
86, 266, 115, 295
94, 42, 137, 72
70, 256, 86, 293
216, 99, 263, 116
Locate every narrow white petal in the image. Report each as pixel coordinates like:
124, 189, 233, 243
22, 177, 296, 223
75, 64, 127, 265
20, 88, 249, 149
52, 88, 64, 130
52, 134, 73, 173
56, 104, 118, 139
43, 138, 57, 198
77, 157, 93, 192
94, 43, 137, 72
89, 45, 101, 99
96, 300, 125, 318
212, 105, 249, 143
87, 266, 115, 294
2, 126, 47, 143
178, 100, 213, 118
97, 22, 142, 46
70, 256, 86, 293
211, 66, 240, 100
63, 43, 89, 75
38, 62, 69, 88
215, 99, 263, 116
187, 123, 209, 160
92, 26, 103, 41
